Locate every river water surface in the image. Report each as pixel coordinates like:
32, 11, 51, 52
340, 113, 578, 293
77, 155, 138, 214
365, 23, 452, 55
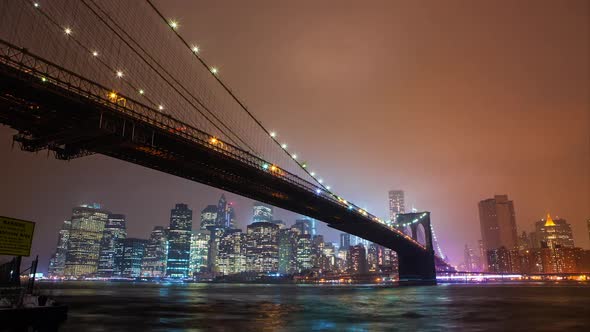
38, 282, 590, 331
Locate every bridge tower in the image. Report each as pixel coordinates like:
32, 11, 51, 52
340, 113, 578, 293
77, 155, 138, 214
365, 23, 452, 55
395, 212, 436, 285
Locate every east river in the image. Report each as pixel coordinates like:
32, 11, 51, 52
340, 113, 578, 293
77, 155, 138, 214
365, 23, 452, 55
37, 282, 590, 331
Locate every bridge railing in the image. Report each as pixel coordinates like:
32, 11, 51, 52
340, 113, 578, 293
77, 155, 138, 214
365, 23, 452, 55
0, 38, 426, 251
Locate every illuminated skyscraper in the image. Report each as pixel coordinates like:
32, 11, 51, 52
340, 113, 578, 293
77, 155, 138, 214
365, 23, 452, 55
246, 222, 279, 273
141, 226, 168, 278
278, 228, 298, 274
217, 229, 247, 275
97, 214, 127, 278
388, 190, 405, 222
478, 195, 518, 252
189, 231, 210, 275
64, 204, 110, 278
252, 202, 273, 224
166, 203, 193, 278
339, 233, 351, 251
200, 205, 218, 230
348, 244, 368, 274
48, 219, 71, 278
296, 233, 312, 272
293, 218, 312, 235
119, 238, 147, 278
534, 214, 575, 249
215, 194, 236, 229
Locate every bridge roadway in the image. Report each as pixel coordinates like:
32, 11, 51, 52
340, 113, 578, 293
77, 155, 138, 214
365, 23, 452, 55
0, 40, 436, 283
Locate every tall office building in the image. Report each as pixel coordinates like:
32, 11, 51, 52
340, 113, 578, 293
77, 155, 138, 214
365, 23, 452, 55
534, 214, 575, 249
166, 203, 193, 278
64, 204, 110, 278
189, 231, 210, 275
215, 194, 236, 229
252, 202, 273, 224
339, 233, 351, 251
278, 228, 298, 274
293, 219, 312, 235
200, 205, 218, 230
348, 244, 368, 274
463, 244, 476, 271
217, 229, 247, 275
118, 238, 147, 278
388, 190, 405, 222
478, 195, 518, 252
48, 220, 71, 278
97, 214, 127, 278
141, 226, 168, 278
207, 227, 226, 273
246, 222, 279, 273
296, 233, 313, 272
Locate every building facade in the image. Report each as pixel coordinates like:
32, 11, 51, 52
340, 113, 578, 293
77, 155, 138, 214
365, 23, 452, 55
200, 205, 218, 230
141, 226, 168, 278
534, 214, 575, 249
246, 222, 279, 273
64, 204, 110, 278
119, 238, 148, 278
478, 195, 518, 253
166, 203, 193, 278
252, 203, 273, 224
48, 220, 71, 278
388, 190, 405, 222
189, 231, 210, 275
97, 214, 127, 278
217, 229, 247, 275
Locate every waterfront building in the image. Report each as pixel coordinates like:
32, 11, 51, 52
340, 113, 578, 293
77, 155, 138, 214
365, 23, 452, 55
215, 194, 236, 229
48, 219, 71, 278
478, 195, 518, 254
534, 214, 575, 249
246, 222, 279, 273
278, 228, 298, 274
200, 205, 218, 230
166, 203, 193, 278
367, 243, 382, 272
64, 204, 110, 278
348, 244, 368, 274
97, 214, 127, 278
217, 229, 247, 275
339, 233, 351, 250
141, 226, 168, 278
119, 238, 148, 278
296, 233, 313, 272
252, 202, 273, 224
388, 190, 405, 222
207, 227, 225, 273
336, 249, 348, 273
189, 231, 210, 275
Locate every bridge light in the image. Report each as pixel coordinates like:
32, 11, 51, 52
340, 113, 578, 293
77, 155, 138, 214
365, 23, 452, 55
315, 188, 321, 194
108, 92, 117, 102
326, 186, 331, 190
310, 172, 315, 177
269, 131, 276, 138
92, 51, 98, 57
291, 154, 297, 159
158, 105, 164, 110
116, 71, 123, 78
209, 137, 218, 144
64, 27, 72, 35
301, 163, 307, 168
191, 45, 199, 53
262, 163, 269, 170
211, 67, 218, 74
40, 77, 47, 82
281, 143, 287, 149
318, 179, 323, 184
33, 2, 39, 8
138, 89, 145, 95
270, 165, 278, 172
169, 20, 179, 30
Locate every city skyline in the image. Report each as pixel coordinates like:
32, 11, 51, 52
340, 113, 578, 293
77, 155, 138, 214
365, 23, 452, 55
0, 0, 588, 273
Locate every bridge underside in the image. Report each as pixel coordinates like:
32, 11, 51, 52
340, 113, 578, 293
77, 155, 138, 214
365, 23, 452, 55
0, 60, 436, 284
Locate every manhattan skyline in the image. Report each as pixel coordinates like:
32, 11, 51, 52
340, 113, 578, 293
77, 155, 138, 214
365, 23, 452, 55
0, 0, 589, 271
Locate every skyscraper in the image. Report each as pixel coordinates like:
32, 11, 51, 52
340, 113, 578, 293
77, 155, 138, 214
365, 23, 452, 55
463, 244, 475, 271
118, 238, 148, 278
296, 233, 312, 272
478, 195, 518, 252
141, 226, 168, 278
200, 205, 218, 230
64, 204, 110, 278
215, 194, 236, 229
48, 219, 71, 278
97, 214, 127, 278
217, 229, 247, 275
388, 190, 405, 221
166, 203, 193, 278
246, 222, 279, 273
348, 244, 368, 274
278, 228, 298, 274
293, 219, 312, 235
189, 230, 210, 275
252, 202, 273, 224
534, 214, 575, 249
339, 233, 351, 251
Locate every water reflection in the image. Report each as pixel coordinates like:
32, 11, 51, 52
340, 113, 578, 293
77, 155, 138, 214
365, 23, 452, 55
37, 282, 590, 331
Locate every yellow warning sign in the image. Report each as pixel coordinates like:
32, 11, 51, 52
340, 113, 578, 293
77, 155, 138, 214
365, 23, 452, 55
0, 216, 35, 256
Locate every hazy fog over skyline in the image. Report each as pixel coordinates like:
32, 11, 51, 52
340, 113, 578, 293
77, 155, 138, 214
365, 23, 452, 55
0, 0, 588, 271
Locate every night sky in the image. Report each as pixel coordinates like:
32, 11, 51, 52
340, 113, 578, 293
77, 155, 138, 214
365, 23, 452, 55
0, 0, 588, 271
